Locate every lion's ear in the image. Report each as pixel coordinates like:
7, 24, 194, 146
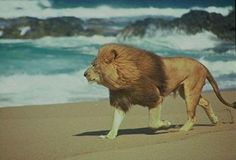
105, 49, 118, 64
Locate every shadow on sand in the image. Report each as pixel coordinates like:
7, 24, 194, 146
74, 124, 215, 137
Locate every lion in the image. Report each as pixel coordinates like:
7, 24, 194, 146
84, 43, 236, 139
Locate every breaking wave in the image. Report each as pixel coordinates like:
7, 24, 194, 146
0, 0, 233, 19
1, 30, 232, 53
0, 70, 108, 107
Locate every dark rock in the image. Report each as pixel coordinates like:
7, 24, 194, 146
0, 9, 234, 40
0, 16, 84, 39
0, 16, 120, 39
119, 10, 235, 42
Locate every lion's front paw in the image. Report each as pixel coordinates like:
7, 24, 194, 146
99, 130, 117, 139
149, 120, 171, 129
162, 120, 172, 128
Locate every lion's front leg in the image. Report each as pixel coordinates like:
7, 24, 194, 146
100, 108, 125, 139
148, 103, 171, 129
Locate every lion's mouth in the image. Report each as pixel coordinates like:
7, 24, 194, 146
86, 77, 100, 84
84, 71, 101, 84
89, 78, 96, 82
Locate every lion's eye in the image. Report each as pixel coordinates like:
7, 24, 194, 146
91, 62, 98, 68
91, 62, 95, 66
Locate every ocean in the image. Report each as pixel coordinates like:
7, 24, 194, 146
0, 0, 235, 107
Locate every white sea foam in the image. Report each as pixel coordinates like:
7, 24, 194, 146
225, 49, 236, 55
199, 58, 236, 92
0, 39, 31, 44
154, 30, 221, 51
33, 35, 116, 49
0, 35, 117, 56
121, 29, 222, 51
199, 58, 236, 77
0, 70, 108, 107
0, 29, 228, 53
192, 6, 233, 16
0, 0, 233, 19
0, 35, 115, 46
203, 80, 236, 91
19, 26, 31, 36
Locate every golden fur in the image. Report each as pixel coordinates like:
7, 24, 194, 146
84, 43, 236, 134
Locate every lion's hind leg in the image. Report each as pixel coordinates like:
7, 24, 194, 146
180, 108, 196, 131
179, 93, 198, 131
178, 85, 197, 131
179, 80, 203, 131
199, 96, 218, 124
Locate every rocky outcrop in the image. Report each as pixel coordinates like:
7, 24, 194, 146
0, 10, 234, 40
119, 10, 235, 42
0, 17, 119, 39
0, 17, 83, 39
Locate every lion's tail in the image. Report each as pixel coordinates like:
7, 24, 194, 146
206, 70, 236, 109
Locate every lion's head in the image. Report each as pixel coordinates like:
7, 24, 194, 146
84, 43, 142, 90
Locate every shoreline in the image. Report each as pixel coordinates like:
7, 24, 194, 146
0, 90, 236, 160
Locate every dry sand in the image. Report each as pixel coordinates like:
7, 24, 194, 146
0, 90, 236, 160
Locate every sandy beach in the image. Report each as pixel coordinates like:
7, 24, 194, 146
0, 90, 236, 160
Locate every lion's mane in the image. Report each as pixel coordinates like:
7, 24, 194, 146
96, 43, 167, 112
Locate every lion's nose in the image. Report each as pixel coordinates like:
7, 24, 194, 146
84, 71, 88, 77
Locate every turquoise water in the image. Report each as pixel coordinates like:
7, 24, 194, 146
0, 42, 93, 75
